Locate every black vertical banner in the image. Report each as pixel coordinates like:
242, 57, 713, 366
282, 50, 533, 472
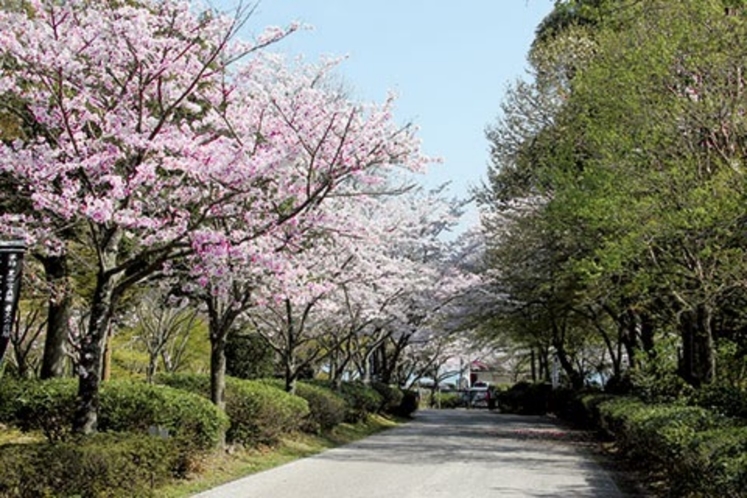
0, 241, 26, 364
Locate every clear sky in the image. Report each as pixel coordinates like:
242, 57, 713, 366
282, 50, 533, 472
217, 0, 555, 227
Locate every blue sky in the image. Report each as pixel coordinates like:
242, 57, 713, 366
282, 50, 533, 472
218, 1, 555, 227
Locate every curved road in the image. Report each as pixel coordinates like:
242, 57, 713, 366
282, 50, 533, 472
193, 409, 628, 498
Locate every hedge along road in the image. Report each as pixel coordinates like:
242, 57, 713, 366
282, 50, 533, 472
192, 409, 633, 498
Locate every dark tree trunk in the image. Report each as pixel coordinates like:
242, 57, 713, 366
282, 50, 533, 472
39, 254, 71, 379
640, 312, 656, 361
284, 356, 297, 394
73, 274, 117, 434
210, 332, 227, 410
530, 348, 537, 382
554, 341, 584, 389
680, 305, 715, 387
621, 309, 640, 370
552, 319, 583, 389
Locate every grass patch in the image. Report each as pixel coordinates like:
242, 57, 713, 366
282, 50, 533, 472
157, 414, 399, 498
0, 425, 43, 445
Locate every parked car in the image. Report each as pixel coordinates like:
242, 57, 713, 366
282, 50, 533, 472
463, 383, 497, 409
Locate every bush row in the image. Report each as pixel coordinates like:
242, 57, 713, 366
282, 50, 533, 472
0, 376, 416, 497
591, 396, 746, 497
1, 376, 418, 447
309, 380, 419, 421
497, 381, 747, 496
156, 373, 309, 446
0, 433, 196, 498
0, 378, 228, 448
260, 379, 347, 433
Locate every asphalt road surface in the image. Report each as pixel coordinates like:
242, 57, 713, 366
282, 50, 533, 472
193, 409, 628, 498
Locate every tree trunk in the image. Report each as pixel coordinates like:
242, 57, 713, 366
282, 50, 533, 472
553, 334, 583, 390
530, 348, 537, 382
146, 351, 158, 383
102, 325, 112, 381
550, 316, 583, 388
40, 254, 70, 379
680, 305, 715, 387
284, 356, 296, 394
209, 331, 227, 411
640, 312, 656, 361
73, 274, 117, 434
622, 309, 639, 370
361, 350, 373, 385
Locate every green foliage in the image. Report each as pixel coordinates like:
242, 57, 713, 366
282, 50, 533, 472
497, 382, 553, 415
593, 396, 747, 496
0, 433, 193, 498
558, 392, 747, 495
310, 381, 383, 422
157, 373, 309, 446
226, 333, 276, 380
0, 378, 29, 424
429, 392, 462, 409
13, 378, 77, 442
262, 379, 346, 433
98, 380, 229, 449
629, 367, 695, 404
336, 381, 384, 422
4, 378, 228, 447
689, 384, 747, 419
480, 0, 747, 391
395, 389, 420, 418
370, 382, 404, 414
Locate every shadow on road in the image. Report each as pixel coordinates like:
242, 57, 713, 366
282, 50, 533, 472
316, 409, 637, 497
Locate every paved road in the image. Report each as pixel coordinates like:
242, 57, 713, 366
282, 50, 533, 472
193, 409, 627, 498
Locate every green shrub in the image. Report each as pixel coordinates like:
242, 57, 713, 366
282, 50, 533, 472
14, 378, 77, 442
395, 389, 419, 418
8, 378, 228, 448
690, 384, 747, 420
626, 404, 721, 464
0, 378, 25, 423
596, 396, 740, 496
431, 392, 461, 408
309, 381, 383, 422
226, 333, 276, 380
630, 369, 694, 404
497, 382, 552, 415
0, 433, 190, 497
158, 373, 309, 446
371, 382, 404, 414
262, 379, 346, 433
99, 380, 229, 449
337, 381, 383, 422
676, 426, 747, 497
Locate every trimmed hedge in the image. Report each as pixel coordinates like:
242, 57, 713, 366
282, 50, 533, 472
396, 389, 420, 418
0, 433, 191, 498
588, 395, 743, 496
13, 378, 78, 442
498, 383, 747, 496
371, 382, 404, 414
157, 373, 309, 446
262, 379, 346, 433
3, 378, 228, 448
310, 381, 383, 422
99, 380, 229, 449
496, 382, 553, 415
689, 384, 747, 420
0, 378, 25, 423
430, 392, 461, 409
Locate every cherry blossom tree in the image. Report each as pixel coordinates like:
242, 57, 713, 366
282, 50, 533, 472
1, 0, 434, 436
0, 0, 303, 433
177, 53, 429, 408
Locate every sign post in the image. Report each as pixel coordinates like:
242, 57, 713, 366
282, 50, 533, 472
0, 240, 26, 364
